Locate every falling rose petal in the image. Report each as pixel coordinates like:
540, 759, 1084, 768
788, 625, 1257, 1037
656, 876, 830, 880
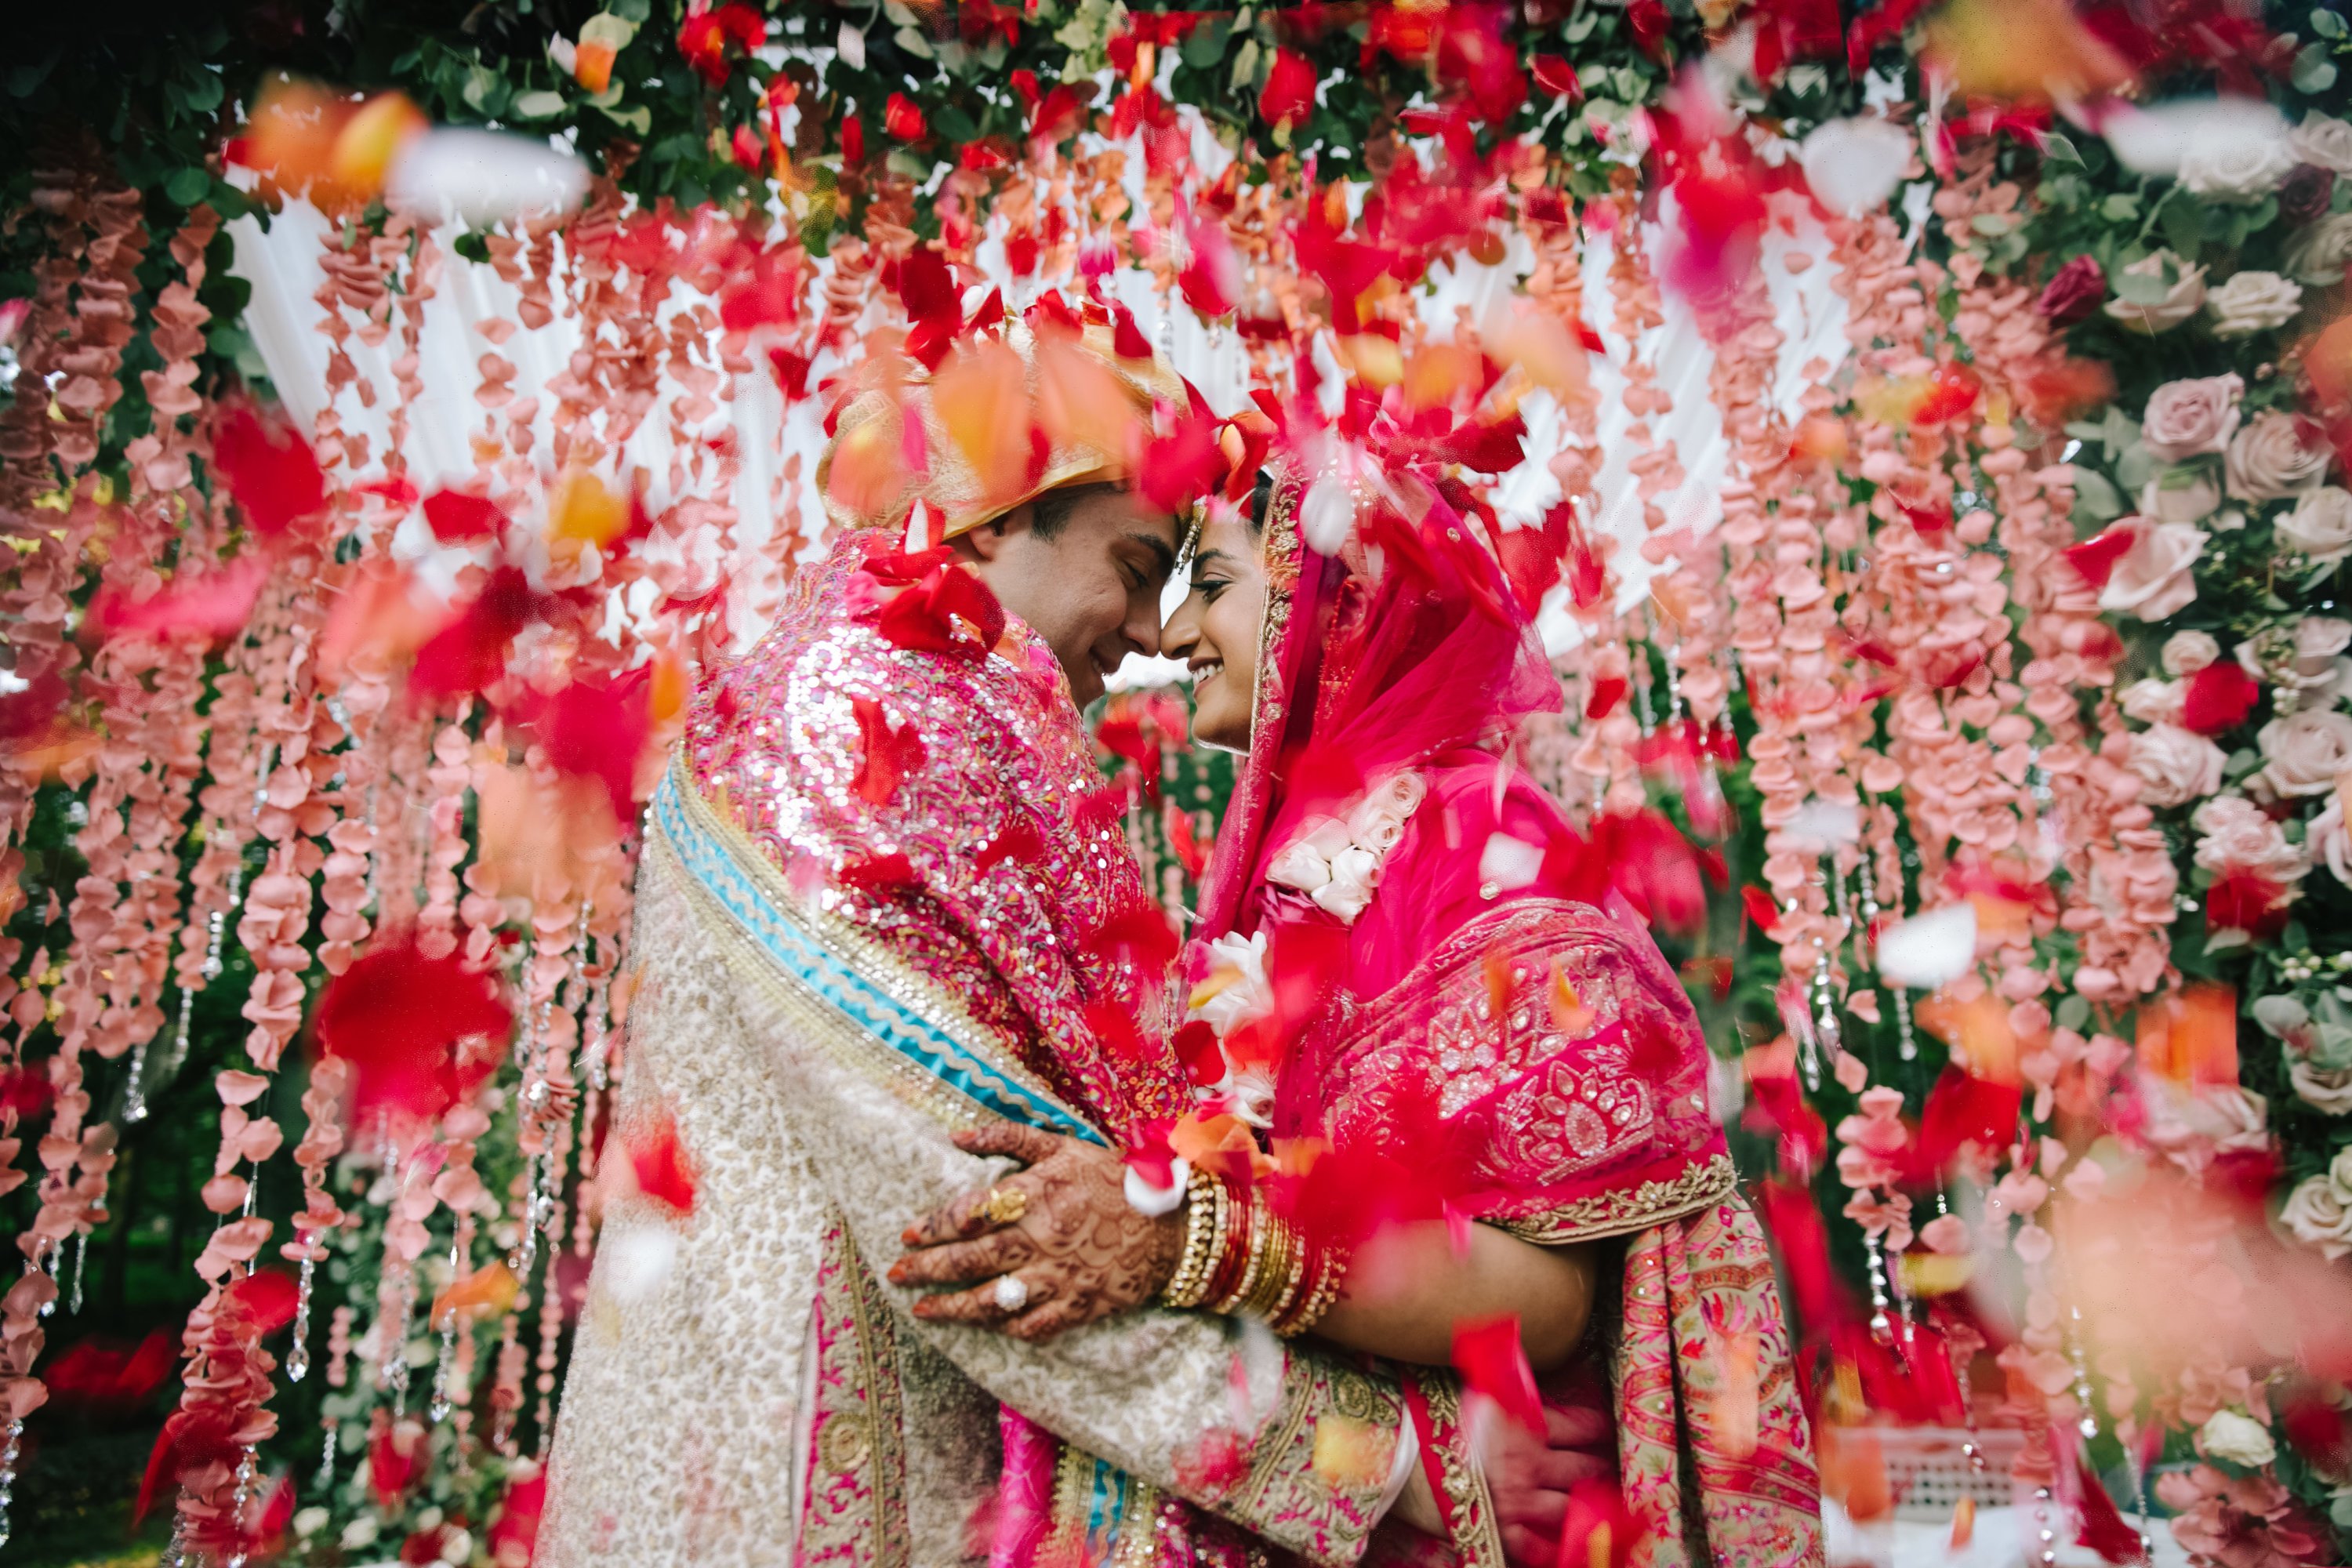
1298, 470, 1357, 556
1479, 833, 1546, 893
314, 931, 514, 1125
223, 1267, 302, 1334
420, 487, 508, 545
598, 1222, 681, 1304
626, 1110, 699, 1214
1874, 903, 1978, 989
1783, 798, 1860, 851
851, 697, 925, 806
88, 558, 267, 644
1451, 1315, 1544, 1436
385, 127, 590, 226
2098, 96, 2288, 178
2180, 659, 2259, 735
532, 674, 657, 828
932, 339, 1036, 506
213, 401, 327, 537
1798, 115, 1914, 217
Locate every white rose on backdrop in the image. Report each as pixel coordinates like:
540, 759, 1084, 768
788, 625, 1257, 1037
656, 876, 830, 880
2120, 677, 2187, 724
2162, 630, 2223, 675
2289, 111, 2352, 176
2258, 708, 2352, 796
2295, 616, 2352, 673
2180, 132, 2299, 201
2098, 520, 2208, 621
2205, 270, 2305, 337
2140, 373, 2244, 460
2227, 411, 2333, 501
2142, 469, 2225, 524
2192, 794, 2312, 881
2285, 213, 2352, 285
2279, 487, 2352, 563
2309, 795, 2352, 886
2143, 1079, 2274, 1171
2129, 722, 2228, 808
2280, 1174, 2352, 1260
2255, 993, 2314, 1040
2200, 1410, 2283, 1467
2103, 252, 2208, 333
2292, 1057, 2352, 1116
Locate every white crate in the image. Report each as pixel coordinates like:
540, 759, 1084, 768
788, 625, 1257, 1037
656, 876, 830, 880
1875, 1426, 2029, 1519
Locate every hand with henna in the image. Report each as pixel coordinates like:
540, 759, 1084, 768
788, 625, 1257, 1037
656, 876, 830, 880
889, 1122, 1183, 1341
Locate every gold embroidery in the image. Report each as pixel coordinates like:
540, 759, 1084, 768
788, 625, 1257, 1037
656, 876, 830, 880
819, 1415, 872, 1473
1329, 1369, 1390, 1425
1419, 1377, 1507, 1568
1495, 1154, 1740, 1244
836, 1223, 914, 1568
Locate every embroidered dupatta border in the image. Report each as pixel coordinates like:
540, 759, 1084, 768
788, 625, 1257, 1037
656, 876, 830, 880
652, 759, 1108, 1147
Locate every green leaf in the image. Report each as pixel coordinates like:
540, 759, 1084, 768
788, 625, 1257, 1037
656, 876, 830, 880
1181, 16, 1230, 68
1229, 37, 1261, 91
2055, 994, 2090, 1033
165, 167, 212, 207
2098, 192, 2140, 223
2042, 132, 2081, 165
180, 69, 226, 114
2071, 466, 2125, 521
461, 63, 508, 117
895, 24, 935, 59
581, 11, 639, 49
610, 0, 651, 20
513, 90, 569, 120
1968, 212, 2015, 236
2115, 438, 2157, 494
2294, 42, 2339, 93
452, 230, 492, 263
597, 100, 652, 134
2315, 5, 2347, 36
2159, 189, 2205, 260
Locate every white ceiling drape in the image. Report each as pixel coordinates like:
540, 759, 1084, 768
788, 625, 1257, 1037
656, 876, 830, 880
227, 159, 1851, 677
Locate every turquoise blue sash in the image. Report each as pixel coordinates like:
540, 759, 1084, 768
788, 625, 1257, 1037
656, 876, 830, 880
652, 768, 1108, 1147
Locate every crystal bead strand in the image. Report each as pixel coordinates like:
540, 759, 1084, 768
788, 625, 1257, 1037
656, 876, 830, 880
0, 1414, 22, 1548
430, 1230, 465, 1423
1864, 1229, 1893, 1343
285, 1250, 317, 1381
67, 1230, 85, 1313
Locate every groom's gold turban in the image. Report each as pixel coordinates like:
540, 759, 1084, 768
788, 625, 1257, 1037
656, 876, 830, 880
816, 318, 1189, 539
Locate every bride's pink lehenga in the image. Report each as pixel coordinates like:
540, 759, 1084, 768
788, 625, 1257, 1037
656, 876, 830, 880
1190, 469, 1825, 1568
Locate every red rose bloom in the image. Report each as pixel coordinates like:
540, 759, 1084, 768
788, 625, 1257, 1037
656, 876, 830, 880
2036, 253, 2107, 326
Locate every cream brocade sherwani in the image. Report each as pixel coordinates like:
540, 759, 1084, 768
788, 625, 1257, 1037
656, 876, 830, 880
539, 536, 1426, 1568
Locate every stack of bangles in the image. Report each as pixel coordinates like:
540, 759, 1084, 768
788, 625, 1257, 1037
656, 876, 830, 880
1160, 1163, 1345, 1338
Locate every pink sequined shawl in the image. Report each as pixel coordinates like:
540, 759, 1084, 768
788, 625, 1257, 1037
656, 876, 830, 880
1192, 470, 1824, 1568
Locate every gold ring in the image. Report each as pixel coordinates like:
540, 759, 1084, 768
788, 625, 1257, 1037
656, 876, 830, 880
980, 1186, 1029, 1226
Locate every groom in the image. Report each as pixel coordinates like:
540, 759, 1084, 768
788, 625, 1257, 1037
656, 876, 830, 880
542, 304, 1592, 1568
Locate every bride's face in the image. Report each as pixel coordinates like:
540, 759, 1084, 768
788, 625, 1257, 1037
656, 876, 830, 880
1163, 511, 1265, 752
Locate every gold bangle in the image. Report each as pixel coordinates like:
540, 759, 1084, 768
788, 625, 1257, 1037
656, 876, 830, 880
1244, 1210, 1297, 1319
1262, 1216, 1308, 1323
1273, 1244, 1347, 1338
1211, 1187, 1270, 1316
1161, 1165, 1220, 1308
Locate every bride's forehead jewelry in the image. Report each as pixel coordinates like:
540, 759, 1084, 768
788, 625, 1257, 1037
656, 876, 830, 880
1176, 501, 1207, 568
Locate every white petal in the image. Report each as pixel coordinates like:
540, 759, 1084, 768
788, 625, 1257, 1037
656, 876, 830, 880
1784, 798, 1861, 851
1123, 1157, 1190, 1217
597, 1222, 679, 1305
387, 128, 590, 227
1300, 472, 1356, 556
1798, 116, 1914, 218
1875, 902, 1980, 989
2100, 97, 2288, 177
1479, 832, 1545, 892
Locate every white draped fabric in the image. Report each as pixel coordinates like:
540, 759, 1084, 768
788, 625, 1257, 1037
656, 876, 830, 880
226, 163, 1853, 677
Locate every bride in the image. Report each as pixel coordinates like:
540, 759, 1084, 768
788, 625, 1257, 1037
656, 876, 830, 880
895, 459, 1825, 1566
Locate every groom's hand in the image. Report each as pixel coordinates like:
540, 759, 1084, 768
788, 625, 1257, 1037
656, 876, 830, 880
889, 1122, 1185, 1341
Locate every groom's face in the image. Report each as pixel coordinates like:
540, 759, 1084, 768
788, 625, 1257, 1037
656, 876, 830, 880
955, 485, 1181, 709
